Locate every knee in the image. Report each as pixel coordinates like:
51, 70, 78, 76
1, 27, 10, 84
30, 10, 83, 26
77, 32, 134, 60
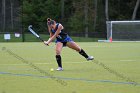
76, 47, 81, 52
56, 49, 61, 55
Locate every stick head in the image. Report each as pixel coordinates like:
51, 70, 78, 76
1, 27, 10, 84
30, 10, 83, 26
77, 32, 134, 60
28, 25, 32, 29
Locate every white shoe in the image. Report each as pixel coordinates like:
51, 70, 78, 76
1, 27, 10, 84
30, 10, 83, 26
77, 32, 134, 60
56, 67, 63, 71
87, 56, 94, 61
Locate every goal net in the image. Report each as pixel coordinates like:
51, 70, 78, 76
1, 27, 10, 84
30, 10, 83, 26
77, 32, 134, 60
106, 21, 140, 41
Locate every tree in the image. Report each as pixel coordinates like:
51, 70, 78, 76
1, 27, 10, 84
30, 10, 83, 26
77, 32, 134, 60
10, 0, 14, 30
93, 0, 97, 32
132, 0, 140, 20
84, 0, 88, 37
2, 0, 6, 32
61, 0, 64, 19
105, 0, 109, 21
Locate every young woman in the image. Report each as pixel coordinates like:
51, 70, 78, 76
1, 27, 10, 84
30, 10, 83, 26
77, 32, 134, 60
44, 18, 94, 71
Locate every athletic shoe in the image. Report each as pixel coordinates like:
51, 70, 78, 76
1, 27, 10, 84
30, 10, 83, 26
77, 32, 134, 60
87, 56, 94, 61
56, 67, 63, 71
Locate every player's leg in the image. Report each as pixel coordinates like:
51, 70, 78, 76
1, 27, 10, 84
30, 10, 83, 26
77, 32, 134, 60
66, 41, 94, 60
55, 42, 63, 71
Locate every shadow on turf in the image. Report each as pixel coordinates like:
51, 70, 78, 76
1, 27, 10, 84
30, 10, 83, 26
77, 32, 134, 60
92, 60, 138, 86
1, 46, 67, 87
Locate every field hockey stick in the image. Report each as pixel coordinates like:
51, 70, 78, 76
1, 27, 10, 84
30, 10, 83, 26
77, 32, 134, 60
28, 25, 49, 45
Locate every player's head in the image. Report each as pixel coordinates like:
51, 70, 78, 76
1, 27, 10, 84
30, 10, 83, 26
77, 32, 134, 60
49, 20, 56, 29
47, 18, 51, 25
47, 18, 56, 29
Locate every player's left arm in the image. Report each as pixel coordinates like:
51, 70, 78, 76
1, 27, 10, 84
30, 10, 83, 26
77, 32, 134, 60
45, 24, 63, 45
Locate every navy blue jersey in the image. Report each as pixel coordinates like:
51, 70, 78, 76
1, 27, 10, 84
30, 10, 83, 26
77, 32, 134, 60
50, 23, 73, 44
51, 23, 68, 41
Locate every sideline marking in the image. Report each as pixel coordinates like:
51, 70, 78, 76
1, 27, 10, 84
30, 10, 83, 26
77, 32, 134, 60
0, 61, 88, 66
0, 71, 139, 86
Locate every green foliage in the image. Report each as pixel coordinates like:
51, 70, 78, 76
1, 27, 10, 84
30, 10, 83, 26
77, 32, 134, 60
21, 0, 140, 34
109, 0, 137, 20
67, 13, 84, 32
22, 0, 61, 32
21, 0, 97, 33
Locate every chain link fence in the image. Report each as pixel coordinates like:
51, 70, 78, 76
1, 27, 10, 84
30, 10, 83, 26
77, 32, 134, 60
0, 0, 22, 42
0, 0, 106, 42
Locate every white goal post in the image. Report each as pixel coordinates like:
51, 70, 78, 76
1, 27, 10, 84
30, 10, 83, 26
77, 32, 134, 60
106, 21, 140, 41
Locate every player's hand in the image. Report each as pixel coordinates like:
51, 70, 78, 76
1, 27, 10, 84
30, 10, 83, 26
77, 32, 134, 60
44, 41, 49, 46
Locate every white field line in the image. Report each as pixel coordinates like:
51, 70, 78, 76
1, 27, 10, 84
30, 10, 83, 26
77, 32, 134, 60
0, 61, 88, 66
1, 45, 121, 49
81, 46, 120, 48
120, 60, 136, 62
0, 59, 137, 66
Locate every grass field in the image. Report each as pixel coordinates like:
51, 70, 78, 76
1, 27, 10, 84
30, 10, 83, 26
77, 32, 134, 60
0, 42, 140, 93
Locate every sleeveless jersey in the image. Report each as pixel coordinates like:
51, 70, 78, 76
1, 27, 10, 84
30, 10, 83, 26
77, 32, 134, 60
51, 23, 68, 41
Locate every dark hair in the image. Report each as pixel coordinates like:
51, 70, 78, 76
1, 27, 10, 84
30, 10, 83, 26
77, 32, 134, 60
48, 20, 55, 25
47, 18, 51, 21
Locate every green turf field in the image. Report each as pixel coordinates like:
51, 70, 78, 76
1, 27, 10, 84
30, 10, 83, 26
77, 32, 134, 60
0, 42, 140, 93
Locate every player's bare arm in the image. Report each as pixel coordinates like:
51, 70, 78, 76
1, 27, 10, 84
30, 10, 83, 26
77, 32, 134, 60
44, 24, 62, 45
